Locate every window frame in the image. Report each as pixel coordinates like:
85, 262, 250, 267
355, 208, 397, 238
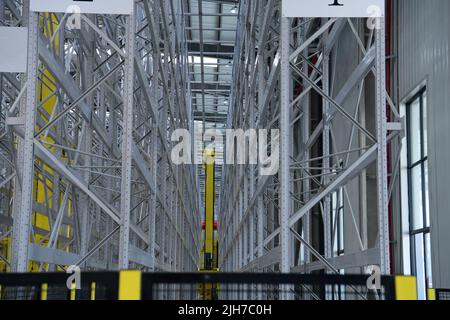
405, 87, 432, 299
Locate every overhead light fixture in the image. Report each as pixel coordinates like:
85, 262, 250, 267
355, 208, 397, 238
230, 5, 238, 14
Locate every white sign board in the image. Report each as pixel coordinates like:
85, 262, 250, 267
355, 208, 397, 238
282, 0, 385, 18
0, 27, 28, 73
30, 0, 133, 15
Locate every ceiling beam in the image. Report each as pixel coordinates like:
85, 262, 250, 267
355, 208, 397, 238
188, 43, 234, 57
191, 83, 231, 91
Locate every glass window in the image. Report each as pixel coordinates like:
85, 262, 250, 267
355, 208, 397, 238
330, 187, 345, 300
410, 166, 423, 230
406, 88, 432, 300
408, 98, 422, 164
331, 188, 344, 257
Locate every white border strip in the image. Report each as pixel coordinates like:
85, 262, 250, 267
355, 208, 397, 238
30, 0, 133, 15
282, 0, 385, 18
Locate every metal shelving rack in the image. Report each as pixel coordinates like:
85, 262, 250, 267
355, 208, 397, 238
219, 0, 403, 299
0, 0, 201, 280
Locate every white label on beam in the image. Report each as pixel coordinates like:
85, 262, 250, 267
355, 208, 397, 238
30, 0, 133, 15
0, 27, 28, 73
282, 0, 385, 18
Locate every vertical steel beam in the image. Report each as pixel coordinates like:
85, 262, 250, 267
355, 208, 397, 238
322, 52, 332, 261
257, 8, 265, 266
302, 27, 311, 264
11, 7, 38, 272
375, 18, 390, 275
80, 20, 95, 259
148, 124, 158, 271
118, 12, 136, 269
280, 17, 291, 277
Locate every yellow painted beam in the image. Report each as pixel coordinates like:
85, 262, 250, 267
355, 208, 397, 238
118, 271, 142, 300
395, 276, 418, 300
204, 150, 215, 257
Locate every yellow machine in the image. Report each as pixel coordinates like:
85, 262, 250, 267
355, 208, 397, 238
198, 149, 219, 300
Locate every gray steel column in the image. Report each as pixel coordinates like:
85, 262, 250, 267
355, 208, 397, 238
243, 167, 248, 266
323, 53, 332, 261
302, 29, 311, 264
148, 124, 158, 270
118, 12, 136, 269
280, 16, 291, 277
80, 20, 94, 260
11, 7, 38, 272
257, 19, 265, 266
375, 18, 390, 275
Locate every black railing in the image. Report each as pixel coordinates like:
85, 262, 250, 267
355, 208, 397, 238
0, 272, 118, 300
0, 271, 400, 300
141, 273, 396, 300
436, 289, 450, 301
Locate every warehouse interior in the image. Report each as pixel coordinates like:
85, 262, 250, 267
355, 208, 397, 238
0, 0, 449, 300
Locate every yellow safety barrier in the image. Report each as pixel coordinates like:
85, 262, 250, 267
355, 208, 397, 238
427, 288, 436, 300
91, 282, 96, 301
70, 282, 76, 300
395, 276, 418, 300
40, 283, 48, 300
118, 271, 142, 300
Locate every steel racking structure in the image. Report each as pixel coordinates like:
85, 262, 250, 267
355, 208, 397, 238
0, 0, 426, 301
0, 0, 201, 275
218, 0, 403, 299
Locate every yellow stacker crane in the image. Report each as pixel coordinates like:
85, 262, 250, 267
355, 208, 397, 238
198, 149, 219, 300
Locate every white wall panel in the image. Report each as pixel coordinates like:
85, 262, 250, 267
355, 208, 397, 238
398, 0, 450, 288
282, 0, 384, 18
30, 0, 133, 15
0, 27, 27, 73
